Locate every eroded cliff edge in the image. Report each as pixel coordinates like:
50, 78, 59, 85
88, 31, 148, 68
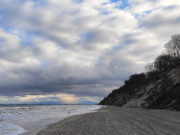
99, 64, 180, 110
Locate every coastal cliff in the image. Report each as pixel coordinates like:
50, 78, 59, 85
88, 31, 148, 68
99, 64, 180, 110
100, 35, 180, 110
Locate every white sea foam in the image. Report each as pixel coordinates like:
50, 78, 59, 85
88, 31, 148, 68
0, 105, 102, 135
0, 122, 27, 135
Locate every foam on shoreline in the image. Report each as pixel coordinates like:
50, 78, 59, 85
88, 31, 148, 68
0, 105, 102, 135
0, 122, 26, 135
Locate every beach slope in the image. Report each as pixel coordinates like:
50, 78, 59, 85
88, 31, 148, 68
38, 106, 180, 135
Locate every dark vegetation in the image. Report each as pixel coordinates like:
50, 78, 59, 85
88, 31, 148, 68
145, 34, 180, 77
99, 35, 180, 110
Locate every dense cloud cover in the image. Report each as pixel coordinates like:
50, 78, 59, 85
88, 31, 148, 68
0, 0, 180, 104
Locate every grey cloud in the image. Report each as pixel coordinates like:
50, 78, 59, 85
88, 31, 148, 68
0, 0, 180, 101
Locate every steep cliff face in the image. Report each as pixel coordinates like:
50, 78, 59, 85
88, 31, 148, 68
99, 65, 180, 110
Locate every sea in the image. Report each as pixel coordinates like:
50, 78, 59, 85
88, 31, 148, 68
0, 105, 102, 135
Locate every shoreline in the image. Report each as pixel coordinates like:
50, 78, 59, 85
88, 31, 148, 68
37, 106, 180, 135
18, 105, 102, 135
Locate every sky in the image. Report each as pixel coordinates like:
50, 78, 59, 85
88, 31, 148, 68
0, 0, 180, 104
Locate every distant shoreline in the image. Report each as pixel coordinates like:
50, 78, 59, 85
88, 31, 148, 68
0, 104, 98, 106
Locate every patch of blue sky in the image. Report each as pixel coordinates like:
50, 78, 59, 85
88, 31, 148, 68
20, 31, 37, 47
59, 47, 63, 51
164, 6, 176, 10
111, 43, 128, 52
134, 14, 140, 18
0, 10, 5, 16
145, 10, 153, 14
0, 12, 8, 26
2, 27, 27, 40
79, 32, 95, 43
19, 0, 46, 7
2, 26, 12, 33
175, 17, 180, 23
101, 11, 110, 15
95, 7, 111, 15
0, 38, 4, 43
37, 59, 49, 69
111, 44, 121, 51
133, 10, 153, 20
2, 27, 22, 39
111, 34, 136, 51
1, 27, 25, 44
72, 0, 84, 3
21, 38, 33, 47
111, 0, 129, 10
1, 26, 36, 48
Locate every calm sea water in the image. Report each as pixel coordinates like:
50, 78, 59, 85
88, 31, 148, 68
0, 105, 102, 135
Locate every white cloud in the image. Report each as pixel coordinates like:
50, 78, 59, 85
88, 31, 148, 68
33, 38, 60, 60
129, 0, 180, 14
0, 0, 180, 103
0, 28, 20, 50
140, 6, 180, 40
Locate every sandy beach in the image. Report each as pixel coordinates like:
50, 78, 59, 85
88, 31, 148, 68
38, 106, 180, 135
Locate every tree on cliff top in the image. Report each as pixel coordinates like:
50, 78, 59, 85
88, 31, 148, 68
165, 34, 180, 59
145, 34, 180, 74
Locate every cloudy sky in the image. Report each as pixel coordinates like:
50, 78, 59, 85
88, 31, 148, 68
0, 0, 180, 104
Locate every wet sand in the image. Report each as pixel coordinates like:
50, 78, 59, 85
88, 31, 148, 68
38, 106, 180, 135
17, 105, 101, 135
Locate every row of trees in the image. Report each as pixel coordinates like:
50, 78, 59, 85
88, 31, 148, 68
145, 34, 180, 74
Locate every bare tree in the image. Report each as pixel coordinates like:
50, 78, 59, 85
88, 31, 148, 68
145, 34, 180, 75
145, 63, 154, 73
154, 54, 174, 72
165, 34, 180, 59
